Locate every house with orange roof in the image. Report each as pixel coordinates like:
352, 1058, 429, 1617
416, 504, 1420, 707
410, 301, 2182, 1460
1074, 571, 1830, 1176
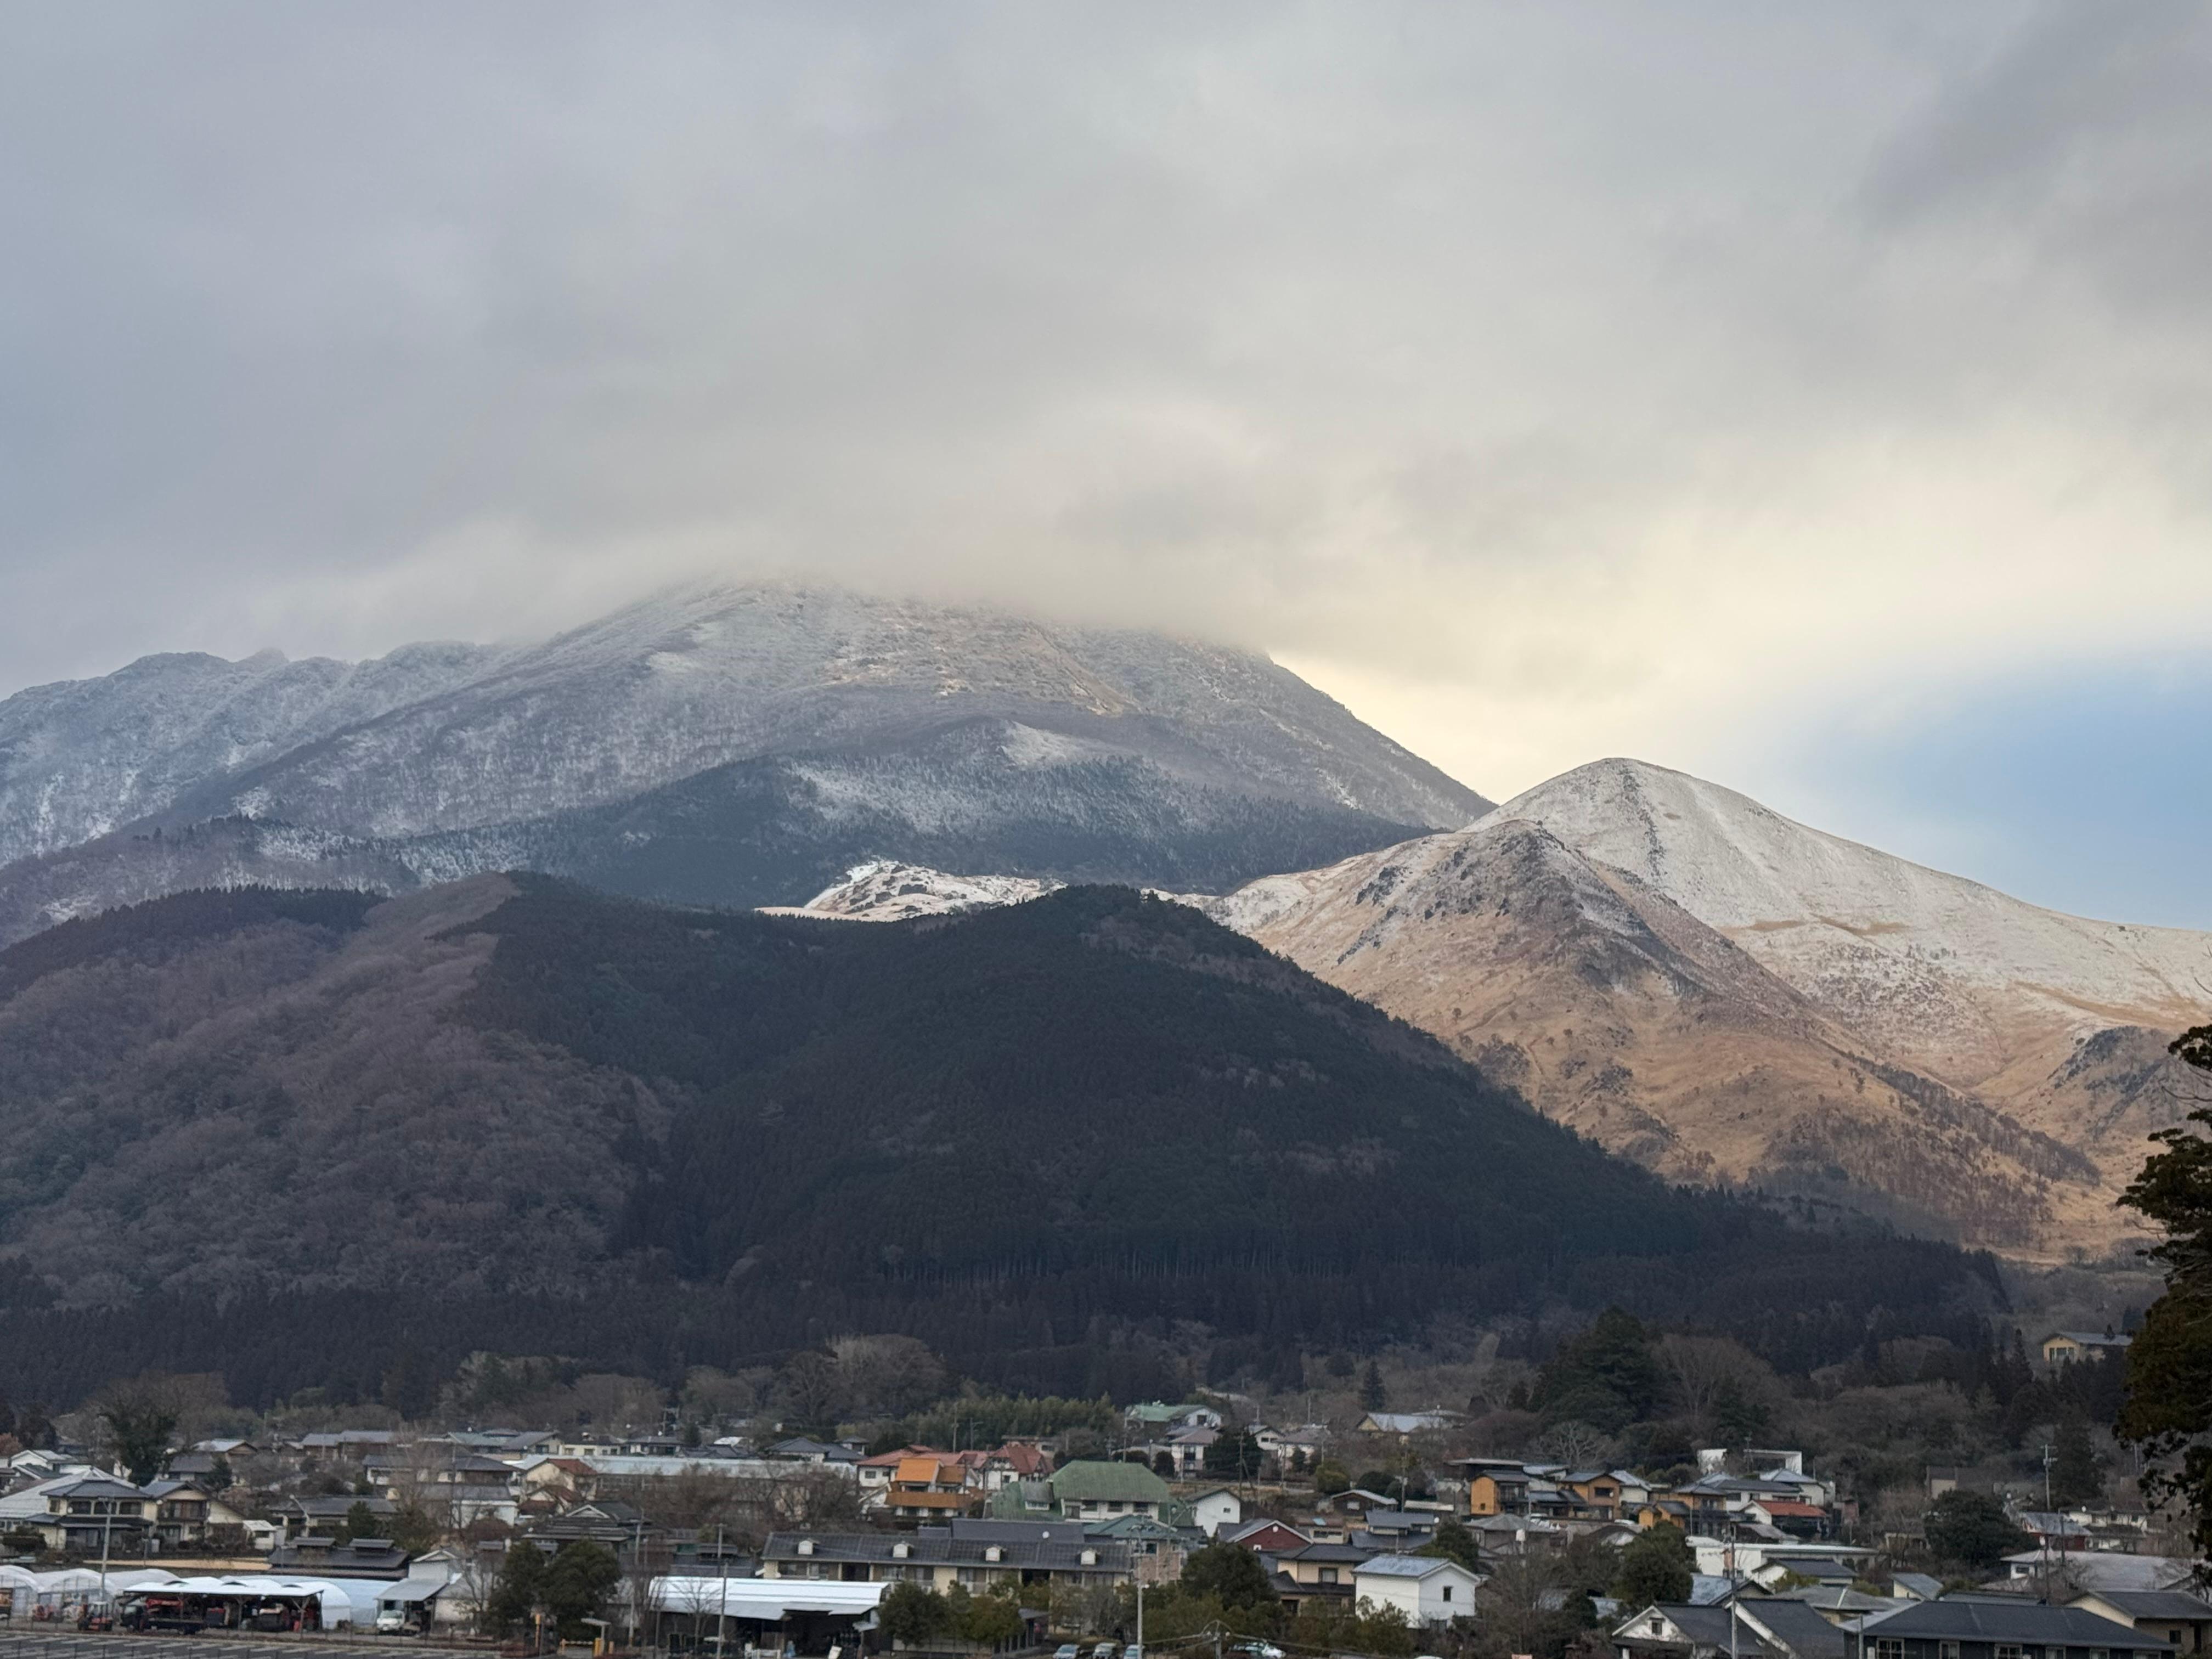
874, 1455, 980, 1520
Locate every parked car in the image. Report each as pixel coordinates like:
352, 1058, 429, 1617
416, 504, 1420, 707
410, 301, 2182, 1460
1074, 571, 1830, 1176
374, 1612, 409, 1635
1232, 1644, 1284, 1659
1093, 1643, 1118, 1659
1124, 1646, 1143, 1659
1055, 1646, 1080, 1659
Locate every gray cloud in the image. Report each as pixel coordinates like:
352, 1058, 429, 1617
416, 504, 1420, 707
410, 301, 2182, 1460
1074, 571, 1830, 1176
3, 1, 2211, 831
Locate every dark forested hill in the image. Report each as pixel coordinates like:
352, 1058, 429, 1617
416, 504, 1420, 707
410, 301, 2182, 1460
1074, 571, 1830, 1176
0, 877, 1999, 1407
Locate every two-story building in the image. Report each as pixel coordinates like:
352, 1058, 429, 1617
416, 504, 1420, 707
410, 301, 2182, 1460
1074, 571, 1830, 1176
140, 1479, 252, 1550
876, 1456, 978, 1520
1043, 1462, 1174, 1522
1264, 1543, 1376, 1614
37, 1476, 150, 1555
760, 1521, 1133, 1592
1353, 1554, 1482, 1627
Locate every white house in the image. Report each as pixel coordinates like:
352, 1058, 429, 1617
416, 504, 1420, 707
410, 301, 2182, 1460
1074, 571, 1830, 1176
1353, 1554, 1482, 1626
1188, 1489, 1243, 1537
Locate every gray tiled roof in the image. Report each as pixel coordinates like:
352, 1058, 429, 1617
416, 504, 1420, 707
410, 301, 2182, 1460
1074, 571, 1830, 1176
762, 1528, 1129, 1573
1855, 1602, 2176, 1650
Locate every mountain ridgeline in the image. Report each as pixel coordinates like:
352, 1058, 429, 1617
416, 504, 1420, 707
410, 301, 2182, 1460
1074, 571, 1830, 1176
0, 878, 1995, 1408
0, 584, 1487, 944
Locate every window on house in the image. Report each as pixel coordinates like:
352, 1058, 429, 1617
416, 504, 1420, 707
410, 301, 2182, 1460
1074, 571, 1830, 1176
1319, 1568, 1338, 1584
1940, 1644, 1960, 1659
1872, 1640, 1905, 1659
1996, 1645, 2026, 1659
1442, 1587, 1454, 1603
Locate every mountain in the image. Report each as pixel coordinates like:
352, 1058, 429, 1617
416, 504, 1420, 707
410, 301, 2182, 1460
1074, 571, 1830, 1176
1490, 760, 2211, 1236
0, 583, 1487, 942
0, 876, 1990, 1408
790, 759, 2210, 1255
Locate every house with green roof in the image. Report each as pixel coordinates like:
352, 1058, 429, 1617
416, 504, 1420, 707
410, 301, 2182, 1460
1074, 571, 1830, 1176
1052, 1461, 1175, 1520
984, 1461, 1193, 1527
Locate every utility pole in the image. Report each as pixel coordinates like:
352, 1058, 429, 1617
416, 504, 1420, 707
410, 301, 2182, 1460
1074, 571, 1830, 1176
98, 1497, 116, 1612
718, 1525, 730, 1659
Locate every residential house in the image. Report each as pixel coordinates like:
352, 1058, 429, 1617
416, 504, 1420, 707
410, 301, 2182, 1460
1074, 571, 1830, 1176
2015, 1511, 2097, 1551
293, 1430, 397, 1468
1044, 1461, 1175, 1522
1849, 1600, 2176, 1659
34, 1475, 150, 1555
2041, 1333, 2134, 1367
1085, 1515, 1198, 1585
520, 1499, 653, 1550
1563, 1470, 1629, 1520
1255, 1425, 1331, 1464
1165, 1427, 1218, 1478
1224, 1518, 1311, 1554
760, 1522, 1133, 1592
876, 1456, 978, 1520
1460, 1462, 1535, 1517
2071, 1594, 2212, 1655
1353, 1509, 1442, 1551
1354, 1555, 1482, 1626
969, 1443, 1053, 1492
1615, 1598, 1849, 1659
1469, 1513, 1568, 1555
516, 1456, 602, 1503
857, 1446, 940, 1497
1266, 1543, 1377, 1613
1187, 1489, 1243, 1537
140, 1479, 251, 1550
1123, 1403, 1224, 1436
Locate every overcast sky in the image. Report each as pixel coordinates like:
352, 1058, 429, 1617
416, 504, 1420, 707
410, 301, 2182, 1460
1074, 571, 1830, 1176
3, 2, 2210, 923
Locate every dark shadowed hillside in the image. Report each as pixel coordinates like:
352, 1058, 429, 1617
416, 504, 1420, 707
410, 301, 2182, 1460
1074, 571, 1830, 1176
0, 878, 2000, 1407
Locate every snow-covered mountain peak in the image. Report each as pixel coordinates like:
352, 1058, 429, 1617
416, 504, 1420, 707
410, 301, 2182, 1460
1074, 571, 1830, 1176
769, 861, 1063, 921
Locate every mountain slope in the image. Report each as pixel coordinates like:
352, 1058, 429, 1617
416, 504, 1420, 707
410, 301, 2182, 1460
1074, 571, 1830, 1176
1200, 819, 2102, 1246
786, 760, 2209, 1254
1489, 760, 2210, 1239
0, 877, 1991, 1407
0, 584, 1486, 941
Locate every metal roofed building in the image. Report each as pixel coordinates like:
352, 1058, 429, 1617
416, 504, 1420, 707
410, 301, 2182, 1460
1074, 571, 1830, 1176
1998, 1554, 2200, 1594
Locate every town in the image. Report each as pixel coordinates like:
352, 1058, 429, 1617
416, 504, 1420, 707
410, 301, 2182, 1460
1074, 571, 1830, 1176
0, 1348, 2199, 1659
